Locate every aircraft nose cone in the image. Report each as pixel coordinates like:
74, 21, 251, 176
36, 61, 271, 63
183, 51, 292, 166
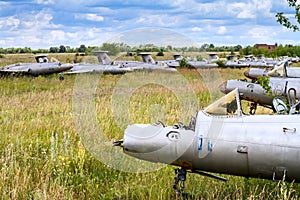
219, 81, 228, 94
123, 123, 195, 164
123, 124, 166, 154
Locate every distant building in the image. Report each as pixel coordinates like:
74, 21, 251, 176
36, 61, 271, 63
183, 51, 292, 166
254, 43, 278, 51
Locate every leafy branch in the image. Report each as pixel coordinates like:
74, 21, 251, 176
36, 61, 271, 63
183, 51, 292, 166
257, 76, 274, 96
276, 0, 300, 31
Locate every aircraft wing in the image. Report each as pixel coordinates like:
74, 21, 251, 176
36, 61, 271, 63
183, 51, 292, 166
0, 67, 31, 76
61, 65, 133, 75
61, 69, 97, 75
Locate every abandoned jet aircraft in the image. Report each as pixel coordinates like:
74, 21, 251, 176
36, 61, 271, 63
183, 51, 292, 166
219, 76, 300, 113
114, 89, 300, 194
59, 51, 133, 78
162, 54, 183, 68
97, 51, 177, 72
244, 61, 300, 79
60, 63, 133, 76
0, 54, 73, 76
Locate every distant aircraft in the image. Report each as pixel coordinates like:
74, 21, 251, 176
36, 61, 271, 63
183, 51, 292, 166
59, 51, 133, 79
225, 55, 285, 69
163, 53, 219, 68
219, 76, 300, 114
187, 59, 218, 68
97, 51, 177, 72
238, 55, 275, 68
114, 89, 300, 194
162, 54, 182, 68
0, 54, 73, 76
244, 61, 300, 79
185, 53, 219, 68
225, 55, 250, 68
60, 63, 133, 77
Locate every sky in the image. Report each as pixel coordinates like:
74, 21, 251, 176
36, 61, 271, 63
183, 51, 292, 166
0, 0, 299, 49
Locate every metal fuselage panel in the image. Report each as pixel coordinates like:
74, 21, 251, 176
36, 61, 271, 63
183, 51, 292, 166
1, 62, 72, 75
179, 112, 300, 182
222, 78, 300, 107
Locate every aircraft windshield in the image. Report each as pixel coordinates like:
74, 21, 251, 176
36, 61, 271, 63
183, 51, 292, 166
204, 89, 241, 116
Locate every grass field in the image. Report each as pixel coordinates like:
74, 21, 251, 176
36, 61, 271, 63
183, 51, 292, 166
0, 54, 300, 199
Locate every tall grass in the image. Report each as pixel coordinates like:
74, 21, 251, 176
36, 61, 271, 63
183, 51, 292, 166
0, 64, 299, 199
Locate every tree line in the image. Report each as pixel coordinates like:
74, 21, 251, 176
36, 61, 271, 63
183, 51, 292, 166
0, 43, 299, 58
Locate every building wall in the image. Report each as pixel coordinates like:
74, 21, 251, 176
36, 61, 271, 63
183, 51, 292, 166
254, 44, 278, 51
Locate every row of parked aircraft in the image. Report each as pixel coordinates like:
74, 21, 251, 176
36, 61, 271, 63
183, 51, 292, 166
0, 52, 178, 78
113, 57, 300, 195
2, 52, 299, 78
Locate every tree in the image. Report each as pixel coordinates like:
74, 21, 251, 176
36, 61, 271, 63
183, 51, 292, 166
49, 47, 59, 53
156, 49, 164, 56
200, 43, 209, 51
276, 0, 300, 31
59, 45, 66, 53
78, 44, 87, 53
100, 43, 120, 56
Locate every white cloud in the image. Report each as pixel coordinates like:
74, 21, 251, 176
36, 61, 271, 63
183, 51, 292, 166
50, 30, 66, 41
237, 10, 255, 19
35, 0, 55, 5
227, 0, 273, 19
0, 16, 20, 30
253, 0, 272, 11
247, 26, 277, 42
228, 2, 256, 19
173, 0, 188, 6
192, 27, 202, 32
0, 40, 6, 45
75, 14, 104, 22
91, 7, 116, 15
107, 28, 199, 47
0, 1, 10, 6
217, 26, 227, 34
132, 13, 185, 28
86, 14, 104, 22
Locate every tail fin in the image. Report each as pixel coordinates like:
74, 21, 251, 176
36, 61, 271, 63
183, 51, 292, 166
139, 53, 155, 64
94, 51, 112, 65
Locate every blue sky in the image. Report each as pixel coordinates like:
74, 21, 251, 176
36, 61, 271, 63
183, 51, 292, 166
0, 0, 299, 49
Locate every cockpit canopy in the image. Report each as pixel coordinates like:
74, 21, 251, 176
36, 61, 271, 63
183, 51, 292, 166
204, 88, 242, 116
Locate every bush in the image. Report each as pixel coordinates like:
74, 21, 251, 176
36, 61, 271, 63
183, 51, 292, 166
178, 57, 188, 68
156, 51, 164, 56
216, 60, 226, 68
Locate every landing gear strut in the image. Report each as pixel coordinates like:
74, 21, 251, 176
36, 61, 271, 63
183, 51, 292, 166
173, 168, 187, 194
172, 168, 227, 196
249, 103, 257, 115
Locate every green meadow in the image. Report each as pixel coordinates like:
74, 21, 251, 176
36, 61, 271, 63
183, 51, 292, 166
0, 54, 300, 199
